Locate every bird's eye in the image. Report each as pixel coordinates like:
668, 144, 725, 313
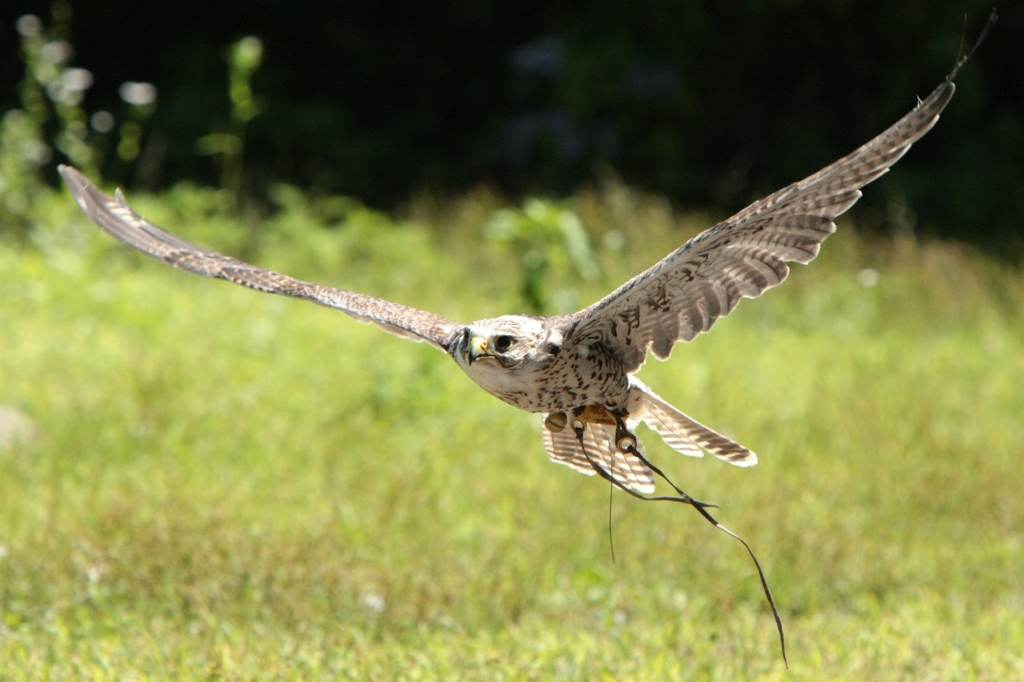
494, 335, 516, 353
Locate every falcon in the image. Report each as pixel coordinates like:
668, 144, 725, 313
57, 13, 994, 664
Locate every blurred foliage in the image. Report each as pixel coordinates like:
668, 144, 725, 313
197, 35, 264, 201
0, 0, 1021, 248
0, 109, 47, 232
0, 5, 92, 234
113, 81, 157, 167
15, 4, 98, 177
487, 198, 598, 314
0, 5, 159, 234
1, 181, 1022, 677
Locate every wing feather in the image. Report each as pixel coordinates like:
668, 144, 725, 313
59, 166, 461, 350
569, 68, 960, 373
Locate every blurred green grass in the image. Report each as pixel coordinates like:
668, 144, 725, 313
1, 183, 1022, 680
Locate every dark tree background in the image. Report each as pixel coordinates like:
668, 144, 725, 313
1, 0, 1021, 247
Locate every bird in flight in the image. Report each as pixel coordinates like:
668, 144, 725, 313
58, 12, 994, 665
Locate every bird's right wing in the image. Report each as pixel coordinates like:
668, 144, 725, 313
566, 11, 996, 375
59, 165, 462, 351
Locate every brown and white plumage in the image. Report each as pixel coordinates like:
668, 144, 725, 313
59, 51, 970, 493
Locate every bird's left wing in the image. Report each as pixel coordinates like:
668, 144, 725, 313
567, 32, 988, 375
59, 165, 462, 351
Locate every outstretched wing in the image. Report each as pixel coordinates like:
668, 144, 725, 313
59, 165, 461, 350
568, 57, 971, 374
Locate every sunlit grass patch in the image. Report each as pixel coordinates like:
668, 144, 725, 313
1, 184, 1022, 679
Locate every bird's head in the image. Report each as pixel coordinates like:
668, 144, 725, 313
452, 315, 549, 368
448, 316, 564, 403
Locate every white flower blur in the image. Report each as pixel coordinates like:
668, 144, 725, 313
119, 81, 158, 106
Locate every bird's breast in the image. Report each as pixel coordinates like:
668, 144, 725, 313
459, 345, 628, 414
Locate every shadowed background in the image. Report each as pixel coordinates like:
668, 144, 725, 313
1, 0, 1021, 247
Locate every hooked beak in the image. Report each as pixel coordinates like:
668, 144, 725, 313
468, 336, 490, 364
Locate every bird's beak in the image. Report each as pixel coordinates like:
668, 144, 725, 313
468, 336, 490, 364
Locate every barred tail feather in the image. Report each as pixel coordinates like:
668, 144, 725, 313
629, 380, 758, 467
542, 416, 656, 494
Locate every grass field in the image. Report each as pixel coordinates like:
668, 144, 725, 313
1, 184, 1022, 680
